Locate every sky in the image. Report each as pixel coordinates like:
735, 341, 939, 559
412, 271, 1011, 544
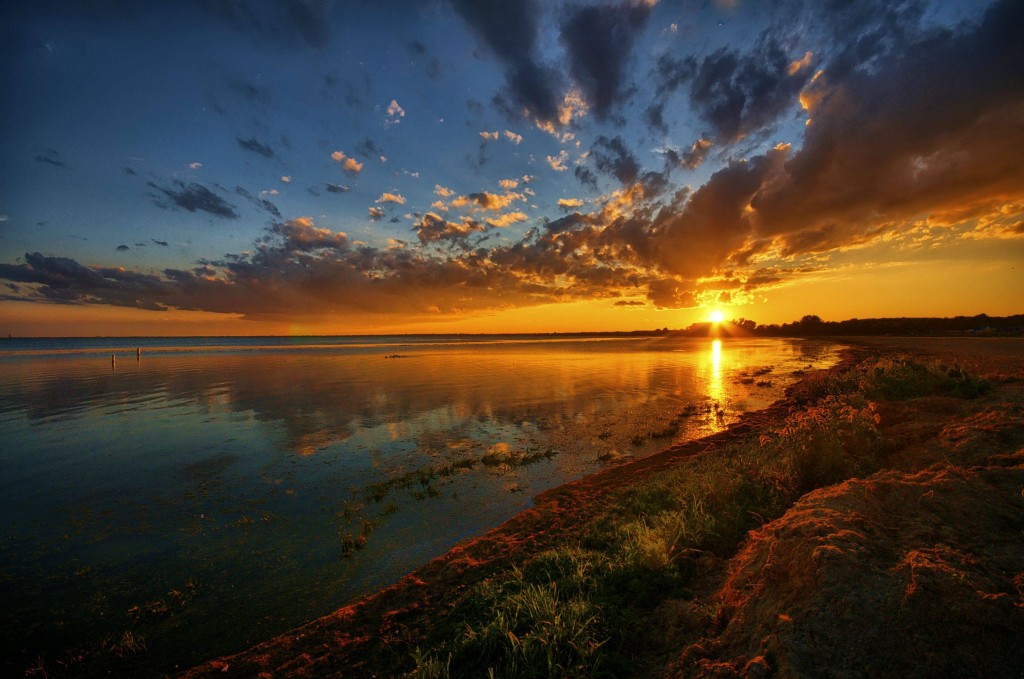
1, 0, 1022, 336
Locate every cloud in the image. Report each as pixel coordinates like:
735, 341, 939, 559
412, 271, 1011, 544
368, 206, 384, 220
467, 191, 523, 211
558, 198, 585, 209
152, 239, 169, 247
413, 212, 485, 246
547, 150, 569, 171
34, 148, 65, 167
503, 130, 523, 144
235, 186, 281, 218
559, 2, 652, 119
449, 0, 562, 125
485, 211, 528, 228
574, 166, 598, 189
116, 244, 130, 251
685, 33, 813, 142
385, 99, 405, 126
270, 217, 348, 252
479, 130, 499, 140
281, 176, 291, 183
674, 137, 713, 170
589, 135, 639, 185
148, 180, 239, 218
376, 192, 406, 205
237, 137, 275, 158
331, 150, 363, 173
435, 185, 455, 198
355, 138, 383, 158
499, 179, 519, 190
745, 0, 1024, 254
189, 162, 203, 170
325, 182, 349, 194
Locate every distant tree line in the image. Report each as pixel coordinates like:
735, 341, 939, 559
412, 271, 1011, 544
672, 314, 1024, 337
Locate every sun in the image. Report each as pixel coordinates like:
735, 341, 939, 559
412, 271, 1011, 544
709, 309, 726, 324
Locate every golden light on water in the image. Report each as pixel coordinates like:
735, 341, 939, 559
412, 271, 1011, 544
707, 339, 725, 431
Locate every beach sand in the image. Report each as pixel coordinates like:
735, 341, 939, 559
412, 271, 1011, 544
183, 338, 1024, 677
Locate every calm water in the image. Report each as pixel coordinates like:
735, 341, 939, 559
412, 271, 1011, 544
0, 335, 840, 675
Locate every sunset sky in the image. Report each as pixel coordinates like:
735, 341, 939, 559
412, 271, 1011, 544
1, 0, 1022, 336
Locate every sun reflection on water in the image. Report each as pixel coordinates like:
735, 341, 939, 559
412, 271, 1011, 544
707, 339, 725, 431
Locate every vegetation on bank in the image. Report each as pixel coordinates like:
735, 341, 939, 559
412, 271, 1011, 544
681, 313, 1024, 338
406, 356, 989, 678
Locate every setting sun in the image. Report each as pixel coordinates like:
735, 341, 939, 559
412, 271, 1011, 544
709, 310, 726, 324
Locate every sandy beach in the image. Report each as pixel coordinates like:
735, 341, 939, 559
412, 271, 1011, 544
181, 337, 1024, 677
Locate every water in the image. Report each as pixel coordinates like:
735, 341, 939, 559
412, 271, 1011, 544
0, 334, 840, 675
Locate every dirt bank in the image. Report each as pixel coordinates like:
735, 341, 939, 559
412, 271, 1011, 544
185, 338, 1024, 677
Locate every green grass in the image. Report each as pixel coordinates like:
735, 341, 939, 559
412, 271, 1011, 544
404, 355, 985, 677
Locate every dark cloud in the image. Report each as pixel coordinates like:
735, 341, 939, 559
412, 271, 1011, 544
574, 166, 598, 190
670, 138, 712, 170
235, 186, 282, 218
811, 0, 927, 80
0, 252, 175, 311
450, 0, 562, 125
34, 148, 65, 167
413, 212, 484, 247
559, 2, 652, 119
116, 244, 130, 251
590, 135, 639, 185
645, 102, 668, 135
152, 239, 169, 247
746, 0, 1024, 248
324, 182, 349, 194
686, 33, 813, 142
148, 180, 239, 218
355, 138, 382, 159
123, 166, 137, 176
613, 300, 645, 307
652, 54, 695, 94
237, 136, 275, 158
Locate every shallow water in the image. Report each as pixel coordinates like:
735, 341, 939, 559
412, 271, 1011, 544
0, 335, 839, 675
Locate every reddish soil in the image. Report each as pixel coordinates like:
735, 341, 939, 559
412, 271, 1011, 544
184, 338, 1024, 678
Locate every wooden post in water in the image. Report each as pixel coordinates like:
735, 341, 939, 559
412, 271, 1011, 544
137, 347, 141, 361
111, 353, 116, 369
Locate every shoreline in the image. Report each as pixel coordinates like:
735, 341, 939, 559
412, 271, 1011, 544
181, 347, 866, 677
182, 337, 1024, 677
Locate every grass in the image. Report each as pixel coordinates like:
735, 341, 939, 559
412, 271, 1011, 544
404, 354, 986, 677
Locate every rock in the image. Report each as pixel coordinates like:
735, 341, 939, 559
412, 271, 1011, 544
675, 452, 1024, 678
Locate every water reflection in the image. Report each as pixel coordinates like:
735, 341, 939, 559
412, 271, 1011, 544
0, 336, 840, 675
707, 339, 725, 431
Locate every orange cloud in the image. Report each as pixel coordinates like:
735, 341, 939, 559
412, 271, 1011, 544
485, 211, 528, 228
331, 151, 363, 173
376, 192, 406, 204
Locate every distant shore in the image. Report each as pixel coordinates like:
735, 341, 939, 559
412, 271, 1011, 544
180, 336, 1024, 677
